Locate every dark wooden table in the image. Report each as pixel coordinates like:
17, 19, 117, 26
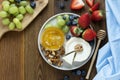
0, 0, 107, 80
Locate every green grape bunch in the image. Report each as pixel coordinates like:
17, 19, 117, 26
0, 0, 36, 30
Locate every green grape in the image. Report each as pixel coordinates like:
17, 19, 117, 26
9, 22, 15, 30
16, 14, 23, 21
2, 1, 10, 6
9, 6, 19, 15
0, 11, 8, 18
57, 19, 65, 28
63, 14, 69, 22
2, 18, 10, 26
10, 4, 16, 7
16, 22, 22, 29
45, 23, 53, 28
13, 18, 20, 24
20, 1, 28, 6
62, 25, 69, 34
19, 6, 26, 15
3, 4, 10, 12
74, 19, 78, 22
25, 5, 34, 14
13, 11, 19, 16
13, 18, 22, 29
57, 16, 63, 20
9, 0, 14, 2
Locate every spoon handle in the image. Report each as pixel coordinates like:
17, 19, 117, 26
86, 39, 101, 79
63, 51, 75, 57
72, 52, 77, 63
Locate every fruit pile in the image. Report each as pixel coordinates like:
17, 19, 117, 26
0, 0, 36, 30
45, 14, 96, 41
70, 0, 104, 22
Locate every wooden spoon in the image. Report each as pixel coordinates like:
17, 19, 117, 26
86, 30, 106, 80
0, 0, 48, 39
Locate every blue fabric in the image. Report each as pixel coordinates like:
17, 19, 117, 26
93, 0, 120, 80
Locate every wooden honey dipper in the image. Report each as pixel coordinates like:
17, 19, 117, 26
86, 30, 106, 79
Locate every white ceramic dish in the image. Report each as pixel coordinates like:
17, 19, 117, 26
38, 13, 96, 70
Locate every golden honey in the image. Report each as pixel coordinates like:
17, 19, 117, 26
41, 27, 65, 50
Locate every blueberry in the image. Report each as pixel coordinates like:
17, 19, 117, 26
69, 15, 74, 21
15, 0, 21, 3
72, 21, 78, 26
59, 2, 65, 9
30, 1, 36, 9
66, 21, 72, 26
66, 35, 71, 40
72, 70, 76, 75
89, 40, 94, 46
73, 16, 79, 19
81, 70, 86, 77
80, 77, 84, 80
76, 70, 81, 75
63, 16, 66, 20
72, 69, 82, 76
64, 75, 70, 80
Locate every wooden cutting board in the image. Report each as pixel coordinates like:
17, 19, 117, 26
0, 0, 48, 39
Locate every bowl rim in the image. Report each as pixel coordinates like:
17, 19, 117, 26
38, 12, 96, 71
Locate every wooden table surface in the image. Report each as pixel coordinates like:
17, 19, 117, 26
0, 0, 107, 80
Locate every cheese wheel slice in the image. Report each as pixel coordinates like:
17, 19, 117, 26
62, 52, 76, 65
65, 37, 91, 62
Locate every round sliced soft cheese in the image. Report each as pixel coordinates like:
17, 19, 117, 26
62, 52, 76, 65
65, 37, 91, 62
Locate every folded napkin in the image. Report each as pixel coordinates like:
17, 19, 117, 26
93, 0, 120, 80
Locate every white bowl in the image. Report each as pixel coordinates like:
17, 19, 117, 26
38, 13, 96, 70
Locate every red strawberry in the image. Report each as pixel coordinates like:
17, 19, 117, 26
91, 10, 104, 21
82, 28, 96, 41
78, 13, 91, 29
70, 0, 85, 10
70, 26, 83, 37
86, 0, 94, 7
89, 2, 100, 12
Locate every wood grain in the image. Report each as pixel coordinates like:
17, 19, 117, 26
0, 31, 24, 80
24, 0, 55, 80
0, 0, 107, 80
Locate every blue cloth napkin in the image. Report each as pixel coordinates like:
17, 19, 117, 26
93, 0, 120, 80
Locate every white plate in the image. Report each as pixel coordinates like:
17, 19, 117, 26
38, 13, 96, 70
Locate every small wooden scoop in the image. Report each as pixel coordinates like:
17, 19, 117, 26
0, 0, 48, 39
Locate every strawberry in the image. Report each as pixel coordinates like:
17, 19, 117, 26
89, 2, 100, 12
82, 28, 96, 41
91, 10, 104, 21
86, 0, 94, 7
70, 0, 85, 10
78, 13, 91, 29
70, 26, 83, 37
